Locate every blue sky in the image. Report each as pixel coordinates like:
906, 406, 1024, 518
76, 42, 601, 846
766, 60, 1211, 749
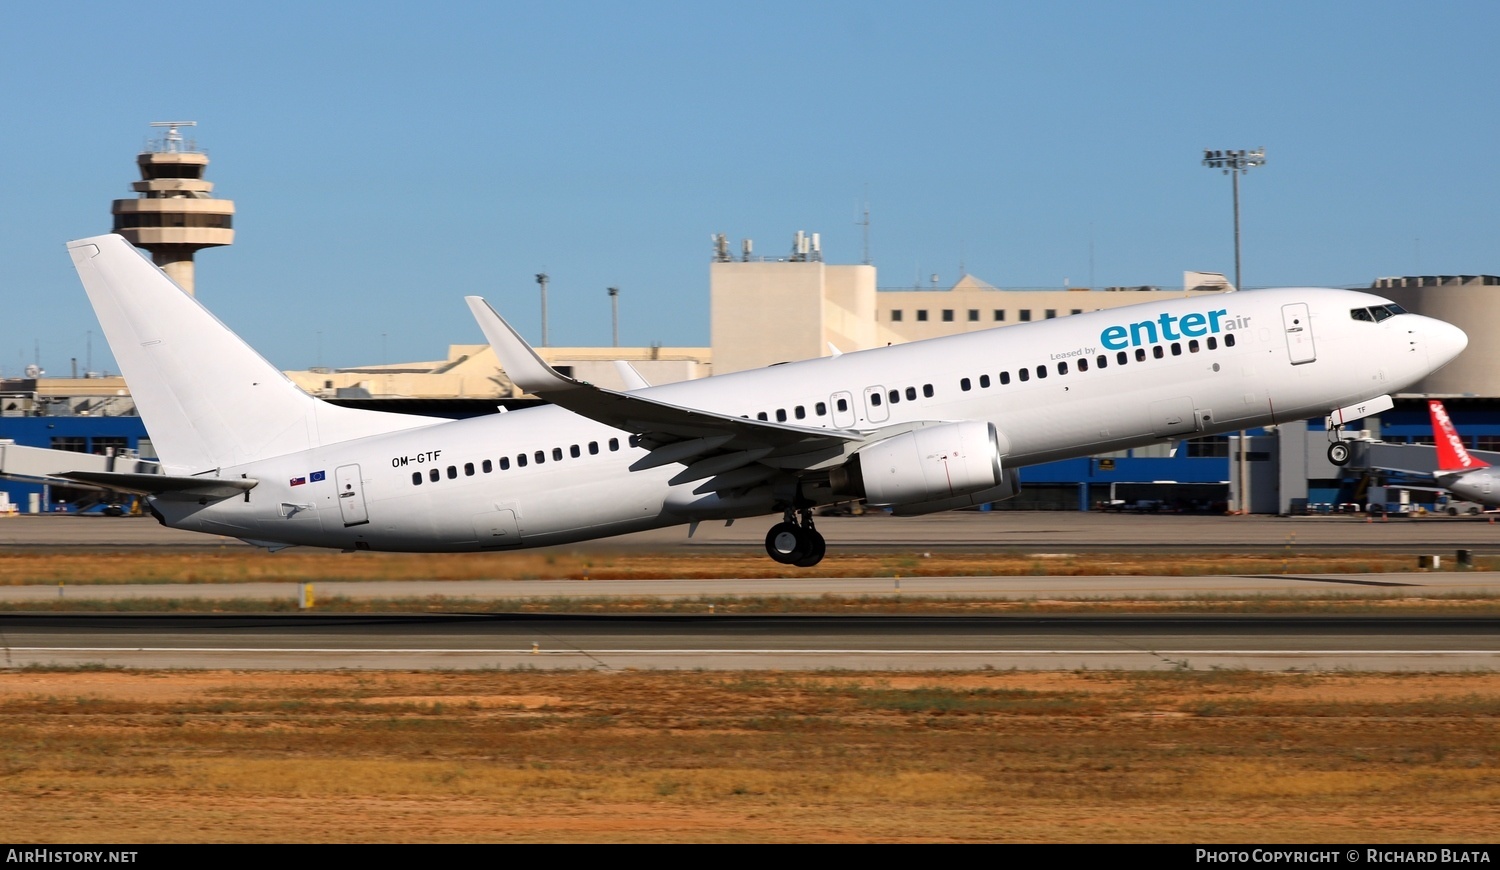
2, 1, 1496, 375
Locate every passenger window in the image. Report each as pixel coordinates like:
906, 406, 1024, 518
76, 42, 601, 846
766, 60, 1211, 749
871, 393, 883, 406
629, 435, 640, 448
464, 462, 475, 476
979, 374, 990, 388
553, 447, 563, 461
1189, 340, 1200, 353
757, 412, 768, 421
589, 442, 599, 455
836, 398, 848, 412
570, 445, 580, 458
1036, 365, 1047, 379
1207, 336, 1218, 350
1018, 368, 1030, 382
1058, 362, 1068, 375
888, 389, 900, 404
1171, 343, 1182, 356
447, 465, 457, 479
961, 377, 972, 392
1077, 358, 1088, 372
906, 386, 917, 401
500, 457, 511, 470
517, 454, 527, 467
795, 406, 806, 419
535, 451, 545, 464
1118, 351, 1128, 365
412, 472, 422, 485
1153, 346, 1165, 359
609, 437, 620, 451
482, 459, 492, 473
1135, 349, 1147, 362
429, 468, 440, 482
1000, 371, 1011, 385
1096, 355, 1107, 369
816, 402, 827, 416
776, 409, 787, 422
1225, 333, 1237, 347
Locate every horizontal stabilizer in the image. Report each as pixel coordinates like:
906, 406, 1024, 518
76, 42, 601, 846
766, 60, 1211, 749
59, 471, 257, 500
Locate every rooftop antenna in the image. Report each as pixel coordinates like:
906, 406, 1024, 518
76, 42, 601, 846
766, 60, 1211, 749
148, 120, 196, 153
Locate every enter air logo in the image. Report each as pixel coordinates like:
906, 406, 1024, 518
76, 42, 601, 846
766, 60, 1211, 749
1099, 309, 1248, 350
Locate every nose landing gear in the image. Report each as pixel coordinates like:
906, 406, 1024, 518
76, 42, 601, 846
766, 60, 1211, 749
1327, 423, 1352, 466
765, 507, 827, 567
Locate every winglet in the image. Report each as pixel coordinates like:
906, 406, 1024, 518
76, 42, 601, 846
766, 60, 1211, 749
1430, 400, 1488, 471
465, 296, 585, 396
614, 360, 651, 391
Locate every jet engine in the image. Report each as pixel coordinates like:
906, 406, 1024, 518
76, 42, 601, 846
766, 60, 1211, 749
832, 420, 1007, 507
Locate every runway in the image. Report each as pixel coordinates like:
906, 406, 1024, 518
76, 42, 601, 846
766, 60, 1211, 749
6, 511, 1500, 553
5, 513, 1499, 672
4, 613, 1497, 671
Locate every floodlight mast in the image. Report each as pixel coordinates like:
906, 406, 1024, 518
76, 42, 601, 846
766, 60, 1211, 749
1201, 148, 1266, 292
607, 286, 620, 347
1202, 148, 1266, 516
536, 273, 550, 347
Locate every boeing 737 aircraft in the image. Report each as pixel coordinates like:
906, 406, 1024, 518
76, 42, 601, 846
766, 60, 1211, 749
1425, 400, 1500, 509
64, 234, 1467, 565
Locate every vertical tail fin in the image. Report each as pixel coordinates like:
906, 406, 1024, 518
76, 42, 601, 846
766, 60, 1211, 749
1429, 400, 1487, 472
68, 235, 436, 474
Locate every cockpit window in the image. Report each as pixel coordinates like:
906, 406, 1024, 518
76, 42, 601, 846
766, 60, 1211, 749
1352, 304, 1408, 323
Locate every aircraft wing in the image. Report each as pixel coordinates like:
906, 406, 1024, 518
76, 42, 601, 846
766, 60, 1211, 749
466, 297, 864, 476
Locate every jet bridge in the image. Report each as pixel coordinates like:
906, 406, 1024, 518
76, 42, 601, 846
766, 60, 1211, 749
0, 440, 160, 513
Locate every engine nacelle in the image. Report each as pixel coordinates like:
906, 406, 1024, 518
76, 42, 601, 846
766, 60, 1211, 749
834, 420, 1004, 507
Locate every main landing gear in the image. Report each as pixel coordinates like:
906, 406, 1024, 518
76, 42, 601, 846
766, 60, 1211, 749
765, 507, 826, 567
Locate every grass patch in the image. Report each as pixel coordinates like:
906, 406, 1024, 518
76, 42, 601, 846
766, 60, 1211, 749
2, 669, 1500, 841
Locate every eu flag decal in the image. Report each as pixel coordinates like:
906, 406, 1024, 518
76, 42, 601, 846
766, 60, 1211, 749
309, 470, 326, 483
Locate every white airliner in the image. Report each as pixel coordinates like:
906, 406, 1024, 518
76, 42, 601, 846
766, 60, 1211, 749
64, 233, 1467, 565
1425, 399, 1500, 508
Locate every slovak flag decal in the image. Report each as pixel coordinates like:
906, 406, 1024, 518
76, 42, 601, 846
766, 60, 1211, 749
289, 476, 306, 487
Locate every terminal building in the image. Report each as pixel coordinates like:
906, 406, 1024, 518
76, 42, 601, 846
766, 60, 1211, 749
4, 129, 1499, 515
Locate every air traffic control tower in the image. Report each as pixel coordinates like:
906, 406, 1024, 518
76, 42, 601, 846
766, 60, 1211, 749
110, 121, 234, 296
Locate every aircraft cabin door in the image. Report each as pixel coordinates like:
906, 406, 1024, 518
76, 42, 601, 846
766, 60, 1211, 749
1282, 303, 1316, 365
334, 464, 369, 527
830, 391, 856, 428
863, 386, 889, 423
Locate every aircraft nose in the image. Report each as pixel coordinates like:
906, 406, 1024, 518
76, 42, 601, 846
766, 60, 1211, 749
1424, 317, 1469, 370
